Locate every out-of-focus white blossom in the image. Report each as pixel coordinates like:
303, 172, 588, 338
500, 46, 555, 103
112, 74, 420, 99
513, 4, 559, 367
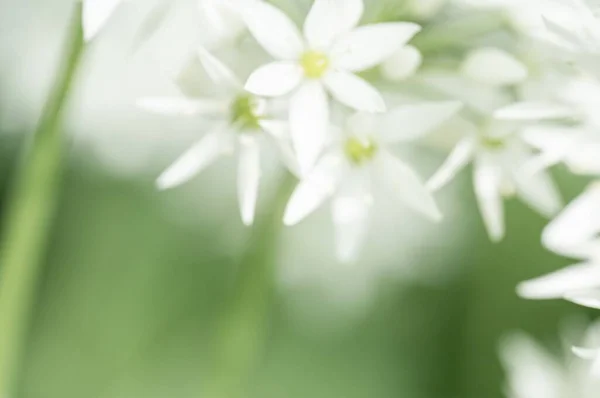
500, 329, 600, 397
380, 45, 422, 82
518, 183, 600, 299
242, 0, 421, 174
427, 102, 570, 241
461, 47, 529, 87
138, 47, 297, 226
279, 102, 461, 262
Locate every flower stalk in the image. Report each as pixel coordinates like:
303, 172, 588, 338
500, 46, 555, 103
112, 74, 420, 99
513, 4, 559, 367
0, 3, 86, 395
205, 171, 296, 398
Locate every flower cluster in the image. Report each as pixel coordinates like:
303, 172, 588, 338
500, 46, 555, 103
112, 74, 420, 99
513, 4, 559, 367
83, 0, 600, 378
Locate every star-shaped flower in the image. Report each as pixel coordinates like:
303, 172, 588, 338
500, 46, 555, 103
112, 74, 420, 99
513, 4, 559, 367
138, 47, 297, 226
501, 330, 600, 396
517, 183, 600, 301
427, 102, 572, 241
241, 0, 421, 174
275, 101, 461, 262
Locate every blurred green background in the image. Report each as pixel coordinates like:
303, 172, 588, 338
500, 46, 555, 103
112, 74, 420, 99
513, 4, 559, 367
0, 0, 597, 397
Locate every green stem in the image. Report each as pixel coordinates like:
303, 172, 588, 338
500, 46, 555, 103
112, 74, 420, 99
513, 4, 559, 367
205, 172, 296, 398
0, 3, 85, 395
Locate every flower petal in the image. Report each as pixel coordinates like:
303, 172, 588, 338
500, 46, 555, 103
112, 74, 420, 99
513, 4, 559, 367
332, 169, 372, 263
241, 1, 304, 60
474, 152, 505, 242
82, 0, 122, 41
137, 97, 228, 116
380, 45, 422, 81
157, 126, 232, 190
565, 290, 600, 309
542, 183, 600, 259
331, 22, 421, 72
284, 152, 347, 225
517, 263, 600, 299
238, 136, 262, 226
374, 150, 442, 221
289, 81, 331, 175
324, 70, 385, 112
260, 120, 301, 177
197, 46, 242, 91
427, 136, 476, 192
461, 47, 528, 86
245, 62, 303, 97
379, 101, 463, 143
514, 168, 562, 218
494, 102, 578, 121
304, 0, 364, 49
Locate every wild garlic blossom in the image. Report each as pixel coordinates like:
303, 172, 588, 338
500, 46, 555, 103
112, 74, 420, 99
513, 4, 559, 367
427, 102, 572, 241
277, 102, 461, 262
138, 47, 296, 226
500, 329, 600, 397
242, 0, 421, 174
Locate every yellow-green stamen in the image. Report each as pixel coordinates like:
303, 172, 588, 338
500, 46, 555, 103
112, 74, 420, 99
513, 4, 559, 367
345, 137, 378, 165
230, 94, 262, 131
301, 51, 330, 79
481, 136, 505, 150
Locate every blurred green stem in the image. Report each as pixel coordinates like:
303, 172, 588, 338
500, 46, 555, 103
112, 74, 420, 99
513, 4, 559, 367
205, 172, 296, 398
0, 3, 85, 395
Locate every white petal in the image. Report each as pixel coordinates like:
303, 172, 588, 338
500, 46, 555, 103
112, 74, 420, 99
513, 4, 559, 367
131, 1, 173, 51
379, 101, 463, 143
324, 71, 385, 112
137, 97, 228, 116
461, 47, 528, 86
474, 152, 505, 242
494, 102, 578, 121
427, 137, 476, 192
157, 127, 231, 190
514, 168, 562, 218
289, 81, 331, 175
284, 152, 346, 225
241, 1, 304, 60
517, 263, 600, 299
565, 290, 600, 309
197, 46, 241, 91
245, 62, 303, 97
380, 45, 422, 81
332, 169, 372, 263
304, 0, 364, 49
238, 137, 262, 226
374, 150, 442, 221
82, 0, 122, 41
259, 120, 301, 176
542, 183, 600, 259
572, 346, 600, 360
331, 22, 421, 72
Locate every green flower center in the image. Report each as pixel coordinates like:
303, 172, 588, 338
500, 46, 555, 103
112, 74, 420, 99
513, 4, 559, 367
481, 136, 505, 150
301, 51, 330, 79
230, 94, 262, 131
345, 137, 378, 165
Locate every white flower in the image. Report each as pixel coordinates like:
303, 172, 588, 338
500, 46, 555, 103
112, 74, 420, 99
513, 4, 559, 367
520, 77, 600, 176
500, 330, 600, 397
198, 0, 258, 45
82, 0, 127, 41
241, 0, 421, 174
138, 47, 297, 226
276, 101, 461, 262
427, 102, 570, 241
460, 47, 529, 87
517, 183, 600, 300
